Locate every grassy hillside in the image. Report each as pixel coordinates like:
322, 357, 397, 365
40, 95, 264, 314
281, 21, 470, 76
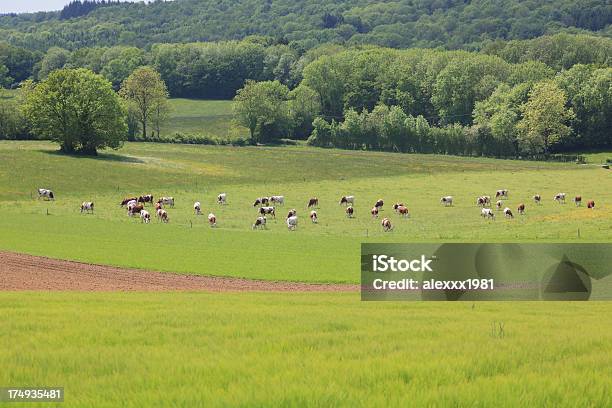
1, 292, 611, 407
0, 141, 610, 282
161, 99, 247, 139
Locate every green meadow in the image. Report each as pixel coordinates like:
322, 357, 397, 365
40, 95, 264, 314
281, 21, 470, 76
161, 98, 247, 138
1, 292, 611, 407
2, 141, 612, 407
0, 141, 610, 282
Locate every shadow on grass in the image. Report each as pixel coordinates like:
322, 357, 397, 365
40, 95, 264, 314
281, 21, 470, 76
39, 149, 145, 164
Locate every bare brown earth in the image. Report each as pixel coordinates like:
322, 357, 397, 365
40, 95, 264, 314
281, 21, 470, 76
0, 251, 358, 292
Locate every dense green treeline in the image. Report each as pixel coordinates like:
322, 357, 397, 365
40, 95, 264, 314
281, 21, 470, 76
1, 33, 611, 99
0, 0, 610, 52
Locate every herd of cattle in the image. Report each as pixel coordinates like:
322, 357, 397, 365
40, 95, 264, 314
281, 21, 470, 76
36, 187, 596, 232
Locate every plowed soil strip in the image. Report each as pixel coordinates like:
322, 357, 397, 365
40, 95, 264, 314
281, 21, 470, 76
0, 251, 358, 292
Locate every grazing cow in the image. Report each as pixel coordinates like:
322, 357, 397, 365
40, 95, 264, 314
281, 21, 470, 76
371, 207, 379, 218
496, 200, 503, 210
397, 205, 409, 217
194, 201, 201, 215
374, 199, 384, 210
476, 196, 486, 207
310, 210, 318, 223
346, 206, 354, 218
120, 197, 137, 206
481, 208, 495, 219
533, 194, 541, 204
80, 201, 94, 214
339, 195, 354, 206
393, 203, 405, 212
217, 193, 227, 205
138, 194, 153, 205
286, 208, 296, 218
440, 196, 453, 206
308, 197, 319, 208
158, 209, 169, 223
382, 217, 393, 232
208, 213, 217, 227
517, 203, 525, 215
158, 197, 174, 207
252, 216, 267, 230
270, 195, 284, 206
286, 215, 298, 231
37, 188, 55, 200
140, 210, 151, 224
574, 196, 582, 206
155, 202, 162, 211
128, 204, 144, 217
260, 206, 276, 218
587, 200, 595, 209
554, 193, 566, 203
503, 207, 514, 218
495, 189, 509, 199
253, 197, 270, 207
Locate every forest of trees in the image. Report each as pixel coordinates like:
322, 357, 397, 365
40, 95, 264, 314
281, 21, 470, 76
0, 0, 610, 157
0, 0, 610, 52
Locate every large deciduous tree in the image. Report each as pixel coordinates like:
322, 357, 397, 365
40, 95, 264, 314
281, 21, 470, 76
119, 66, 169, 138
517, 81, 575, 154
233, 80, 291, 143
22, 68, 127, 155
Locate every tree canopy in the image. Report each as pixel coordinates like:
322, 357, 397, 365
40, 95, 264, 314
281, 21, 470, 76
22, 68, 126, 154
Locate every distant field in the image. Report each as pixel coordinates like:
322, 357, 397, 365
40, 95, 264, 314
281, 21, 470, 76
1, 292, 611, 407
0, 141, 610, 283
161, 98, 248, 139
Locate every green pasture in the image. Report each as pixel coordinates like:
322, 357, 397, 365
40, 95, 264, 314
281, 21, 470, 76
1, 292, 611, 407
0, 141, 610, 283
160, 98, 247, 138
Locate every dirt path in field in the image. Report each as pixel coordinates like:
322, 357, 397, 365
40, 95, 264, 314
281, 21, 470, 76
0, 251, 358, 292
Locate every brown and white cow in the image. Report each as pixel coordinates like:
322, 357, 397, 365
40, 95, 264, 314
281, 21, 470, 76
393, 203, 405, 212
496, 189, 509, 199
154, 202, 162, 211
374, 199, 384, 210
37, 188, 55, 200
253, 216, 267, 230
587, 200, 595, 209
496, 200, 503, 210
260, 206, 276, 218
310, 210, 318, 223
554, 193, 566, 203
121, 197, 137, 206
253, 197, 270, 207
208, 213, 217, 227
339, 195, 354, 206
307, 197, 319, 208
158, 197, 174, 207
80, 201, 94, 214
481, 208, 495, 219
397, 205, 409, 218
381, 218, 393, 232
371, 206, 379, 218
158, 209, 169, 223
517, 203, 525, 215
286, 208, 296, 218
140, 210, 151, 224
346, 206, 354, 218
574, 196, 582, 206
138, 194, 154, 205
128, 204, 144, 217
